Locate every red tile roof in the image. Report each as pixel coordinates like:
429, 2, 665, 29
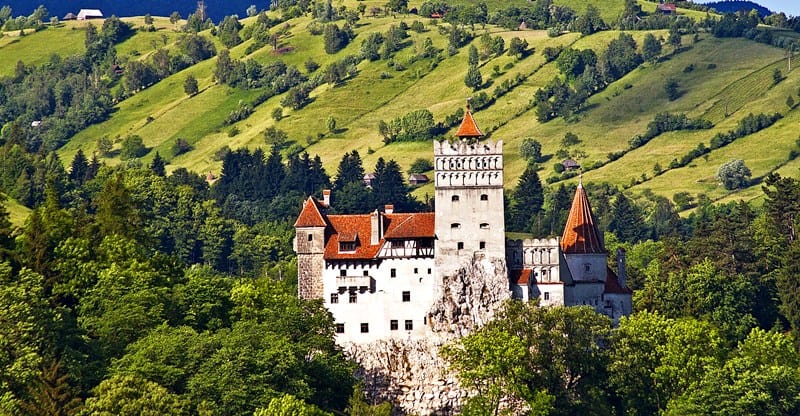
510, 269, 532, 285
322, 212, 435, 260
605, 267, 632, 294
294, 197, 328, 227
455, 108, 484, 138
384, 213, 435, 239
561, 184, 606, 254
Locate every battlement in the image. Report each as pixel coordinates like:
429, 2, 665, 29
433, 139, 503, 156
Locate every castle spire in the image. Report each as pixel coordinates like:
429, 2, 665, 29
455, 98, 484, 138
560, 183, 605, 254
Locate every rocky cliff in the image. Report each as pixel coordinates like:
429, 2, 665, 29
345, 255, 510, 415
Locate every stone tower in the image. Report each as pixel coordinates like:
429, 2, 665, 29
294, 197, 327, 299
434, 104, 505, 274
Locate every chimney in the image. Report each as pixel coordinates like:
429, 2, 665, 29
616, 247, 627, 288
384, 204, 394, 214
371, 210, 382, 245
322, 189, 331, 207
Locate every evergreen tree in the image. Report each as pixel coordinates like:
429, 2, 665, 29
372, 158, 412, 211
93, 173, 141, 239
150, 152, 166, 177
68, 149, 89, 185
333, 151, 365, 191
508, 164, 544, 232
608, 193, 646, 244
642, 33, 662, 63
464, 65, 483, 90
264, 145, 286, 200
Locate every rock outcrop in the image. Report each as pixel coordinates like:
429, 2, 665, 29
345, 256, 511, 415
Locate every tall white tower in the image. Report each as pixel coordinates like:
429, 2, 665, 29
434, 104, 505, 274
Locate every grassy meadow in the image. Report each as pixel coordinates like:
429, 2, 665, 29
1, 0, 797, 214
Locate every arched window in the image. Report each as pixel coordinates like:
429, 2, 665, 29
480, 223, 489, 229
480, 194, 488, 201
451, 195, 460, 202
451, 223, 461, 229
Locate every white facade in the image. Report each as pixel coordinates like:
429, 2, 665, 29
323, 257, 435, 343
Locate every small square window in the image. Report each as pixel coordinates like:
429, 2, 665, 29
414, 268, 418, 274
363, 270, 369, 276
391, 268, 397, 278
584, 264, 591, 272
349, 292, 357, 303
544, 292, 550, 300
480, 223, 489, 229
360, 323, 369, 333
479, 241, 486, 250
452, 195, 460, 202
390, 320, 398, 330
340, 269, 347, 277
330, 293, 339, 304
457, 242, 464, 250
451, 223, 460, 229
405, 320, 413, 330
307, 234, 313, 241
428, 268, 432, 274
335, 323, 344, 333
402, 291, 411, 302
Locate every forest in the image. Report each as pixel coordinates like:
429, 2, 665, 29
2, 0, 800, 414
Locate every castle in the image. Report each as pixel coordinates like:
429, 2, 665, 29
294, 107, 631, 344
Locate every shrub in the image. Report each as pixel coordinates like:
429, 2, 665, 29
717, 159, 751, 190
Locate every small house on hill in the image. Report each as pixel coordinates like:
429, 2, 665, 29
63, 12, 77, 20
363, 173, 377, 188
562, 159, 580, 171
408, 174, 429, 186
77, 9, 103, 20
657, 3, 677, 14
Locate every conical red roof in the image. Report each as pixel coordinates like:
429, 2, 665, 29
455, 105, 483, 138
560, 183, 605, 254
294, 197, 327, 227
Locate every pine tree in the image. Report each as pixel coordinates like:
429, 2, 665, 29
464, 64, 483, 90
508, 164, 544, 232
608, 193, 646, 243
149, 152, 166, 177
264, 145, 286, 200
68, 149, 89, 186
19, 360, 83, 416
334, 151, 366, 191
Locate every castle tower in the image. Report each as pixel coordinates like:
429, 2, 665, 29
294, 197, 328, 299
560, 182, 608, 282
434, 104, 505, 273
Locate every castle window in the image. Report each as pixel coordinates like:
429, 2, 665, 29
330, 293, 339, 304
363, 270, 369, 276
584, 264, 591, 272
480, 194, 488, 201
480, 223, 489, 229
339, 242, 356, 252
340, 269, 346, 277
390, 320, 398, 330
308, 234, 313, 241
391, 268, 397, 278
360, 323, 369, 333
544, 292, 550, 300
335, 323, 344, 333
451, 223, 461, 229
402, 291, 411, 302
451, 195, 460, 202
405, 320, 413, 330
349, 292, 357, 303
414, 268, 418, 274
457, 242, 464, 250
479, 241, 486, 250
428, 268, 432, 274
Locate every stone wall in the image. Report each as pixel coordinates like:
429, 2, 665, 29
345, 255, 511, 415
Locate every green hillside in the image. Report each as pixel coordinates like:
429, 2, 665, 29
4, 0, 796, 209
